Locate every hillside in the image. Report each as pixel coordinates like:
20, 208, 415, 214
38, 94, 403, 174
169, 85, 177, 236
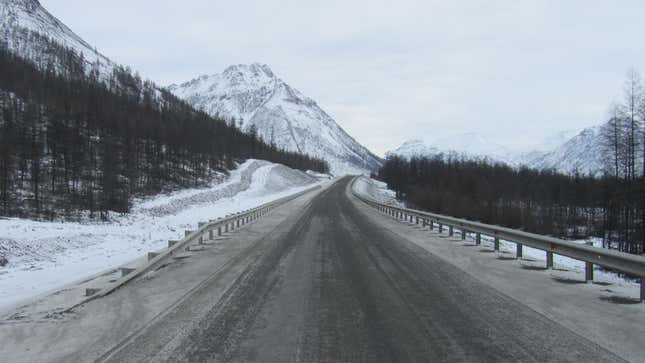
168, 63, 382, 175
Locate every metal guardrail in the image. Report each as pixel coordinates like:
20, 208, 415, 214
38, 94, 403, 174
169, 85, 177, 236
351, 178, 645, 302
73, 185, 321, 308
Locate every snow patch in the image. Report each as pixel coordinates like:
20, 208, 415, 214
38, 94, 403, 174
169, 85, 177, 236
0, 160, 320, 310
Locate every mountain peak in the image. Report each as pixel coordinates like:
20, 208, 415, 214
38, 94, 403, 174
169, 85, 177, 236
1, 0, 41, 10
169, 64, 381, 175
223, 63, 275, 79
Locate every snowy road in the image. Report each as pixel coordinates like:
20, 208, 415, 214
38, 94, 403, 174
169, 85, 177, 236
101, 178, 622, 362
0, 177, 639, 362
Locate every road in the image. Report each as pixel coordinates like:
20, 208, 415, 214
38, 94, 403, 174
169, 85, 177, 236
99, 177, 623, 362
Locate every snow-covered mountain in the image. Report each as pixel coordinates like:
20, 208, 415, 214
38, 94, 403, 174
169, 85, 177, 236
0, 0, 114, 78
168, 64, 382, 175
388, 127, 605, 175
515, 126, 604, 175
386, 133, 514, 164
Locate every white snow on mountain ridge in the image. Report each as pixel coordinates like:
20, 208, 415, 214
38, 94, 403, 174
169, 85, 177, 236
0, 0, 115, 79
168, 63, 382, 176
386, 134, 516, 165
388, 126, 605, 175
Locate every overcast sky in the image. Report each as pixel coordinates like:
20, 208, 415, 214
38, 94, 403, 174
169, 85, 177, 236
42, 0, 645, 156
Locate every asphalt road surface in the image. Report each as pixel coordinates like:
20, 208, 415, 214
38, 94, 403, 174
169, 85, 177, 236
100, 177, 624, 363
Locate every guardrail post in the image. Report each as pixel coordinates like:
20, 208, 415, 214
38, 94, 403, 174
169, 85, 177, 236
516, 243, 523, 258
439, 223, 443, 234
585, 262, 593, 283
429, 220, 434, 231
494, 237, 500, 251
546, 251, 554, 269
209, 230, 213, 240
449, 225, 454, 237
641, 278, 644, 303
461, 229, 466, 240
218, 226, 222, 236
476, 233, 481, 245
416, 216, 419, 224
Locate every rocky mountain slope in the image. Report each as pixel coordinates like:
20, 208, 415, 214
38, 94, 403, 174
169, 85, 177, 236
168, 64, 382, 175
0, 0, 114, 78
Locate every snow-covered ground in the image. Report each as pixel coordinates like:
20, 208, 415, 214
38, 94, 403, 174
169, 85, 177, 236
0, 160, 324, 311
352, 176, 402, 207
353, 176, 642, 290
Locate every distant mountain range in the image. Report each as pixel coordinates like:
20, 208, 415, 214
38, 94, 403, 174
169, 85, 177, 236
1, 0, 607, 177
387, 126, 605, 175
168, 64, 382, 175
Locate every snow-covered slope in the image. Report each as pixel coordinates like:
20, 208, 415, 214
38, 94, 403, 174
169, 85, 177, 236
0, 0, 114, 77
0, 160, 324, 311
516, 126, 604, 175
387, 134, 514, 164
388, 127, 605, 175
168, 63, 382, 175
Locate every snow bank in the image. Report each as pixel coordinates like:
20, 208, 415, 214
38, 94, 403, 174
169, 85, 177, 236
0, 160, 319, 310
352, 176, 402, 206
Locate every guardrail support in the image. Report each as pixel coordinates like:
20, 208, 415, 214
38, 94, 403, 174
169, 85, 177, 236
546, 251, 554, 269
516, 243, 523, 258
209, 230, 213, 240
641, 278, 644, 303
218, 226, 222, 236
585, 262, 593, 283
85, 288, 101, 297
439, 223, 443, 234
476, 233, 481, 245
494, 237, 500, 251
416, 216, 419, 224
429, 220, 434, 231
449, 226, 454, 237
120, 267, 135, 277
461, 229, 466, 240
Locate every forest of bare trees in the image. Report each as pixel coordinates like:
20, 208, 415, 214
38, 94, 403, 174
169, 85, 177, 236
0, 29, 328, 220
379, 69, 645, 255
599, 68, 645, 254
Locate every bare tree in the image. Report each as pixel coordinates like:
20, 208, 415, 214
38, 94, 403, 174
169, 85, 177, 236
601, 102, 626, 178
623, 68, 644, 180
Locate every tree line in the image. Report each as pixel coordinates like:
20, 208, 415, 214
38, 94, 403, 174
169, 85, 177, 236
0, 29, 328, 220
378, 70, 645, 255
